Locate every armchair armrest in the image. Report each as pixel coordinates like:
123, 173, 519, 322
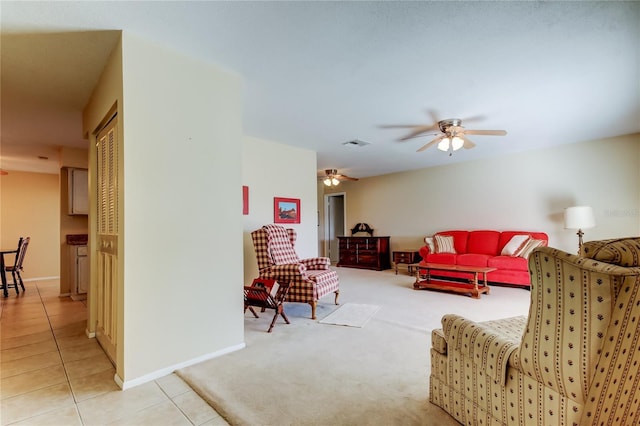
442, 314, 522, 385
300, 257, 330, 270
263, 263, 307, 278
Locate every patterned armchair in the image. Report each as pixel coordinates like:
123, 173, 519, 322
429, 237, 640, 425
251, 225, 339, 319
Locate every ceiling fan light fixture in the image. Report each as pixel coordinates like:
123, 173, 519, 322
451, 136, 464, 151
437, 138, 450, 151
321, 168, 358, 186
323, 177, 340, 187
384, 115, 506, 153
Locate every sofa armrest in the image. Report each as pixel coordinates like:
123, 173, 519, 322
418, 245, 431, 259
300, 257, 330, 270
442, 314, 523, 385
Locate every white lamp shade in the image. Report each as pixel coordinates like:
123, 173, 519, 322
564, 206, 595, 230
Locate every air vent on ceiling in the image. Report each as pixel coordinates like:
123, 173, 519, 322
342, 139, 370, 147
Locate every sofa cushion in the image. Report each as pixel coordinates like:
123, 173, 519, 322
582, 237, 640, 267
425, 253, 457, 264
434, 235, 456, 253
457, 253, 491, 267
488, 255, 528, 271
436, 230, 469, 254
467, 230, 501, 255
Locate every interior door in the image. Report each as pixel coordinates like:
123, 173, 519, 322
325, 193, 345, 263
95, 114, 119, 365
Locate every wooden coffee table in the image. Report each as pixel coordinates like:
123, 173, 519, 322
411, 262, 496, 299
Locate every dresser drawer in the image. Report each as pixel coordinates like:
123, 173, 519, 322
357, 255, 379, 266
394, 253, 414, 263
359, 248, 378, 255
339, 254, 357, 264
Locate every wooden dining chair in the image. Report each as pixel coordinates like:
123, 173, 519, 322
5, 236, 30, 293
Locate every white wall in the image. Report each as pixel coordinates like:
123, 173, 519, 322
118, 33, 244, 385
322, 134, 640, 254
242, 136, 318, 283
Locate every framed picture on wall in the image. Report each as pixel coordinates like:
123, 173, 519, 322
274, 197, 300, 224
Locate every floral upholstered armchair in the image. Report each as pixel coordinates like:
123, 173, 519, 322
429, 237, 640, 425
251, 225, 339, 319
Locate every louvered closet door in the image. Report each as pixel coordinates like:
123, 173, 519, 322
95, 115, 119, 365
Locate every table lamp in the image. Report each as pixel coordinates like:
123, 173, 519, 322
564, 206, 595, 255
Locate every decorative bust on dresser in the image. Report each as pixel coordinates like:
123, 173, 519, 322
336, 223, 390, 271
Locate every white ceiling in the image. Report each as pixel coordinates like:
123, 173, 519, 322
1, 1, 639, 178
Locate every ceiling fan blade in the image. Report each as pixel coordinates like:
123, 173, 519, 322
399, 125, 440, 141
463, 129, 507, 136
379, 124, 433, 129
461, 136, 476, 149
417, 135, 444, 152
427, 109, 440, 122
337, 174, 359, 181
461, 115, 486, 123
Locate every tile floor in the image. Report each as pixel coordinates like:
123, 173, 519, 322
1, 279, 229, 425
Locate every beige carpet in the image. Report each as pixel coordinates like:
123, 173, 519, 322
319, 302, 380, 327
177, 267, 532, 426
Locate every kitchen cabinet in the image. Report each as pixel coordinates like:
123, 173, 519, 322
67, 236, 89, 300
68, 168, 88, 215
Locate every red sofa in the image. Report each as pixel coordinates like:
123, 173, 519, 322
418, 230, 549, 288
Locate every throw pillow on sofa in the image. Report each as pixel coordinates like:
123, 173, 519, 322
501, 234, 531, 256
517, 239, 546, 258
424, 236, 435, 252
434, 235, 456, 254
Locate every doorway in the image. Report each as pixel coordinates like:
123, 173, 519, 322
324, 193, 346, 263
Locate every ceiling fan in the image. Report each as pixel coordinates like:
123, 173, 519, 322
382, 117, 507, 154
321, 169, 359, 187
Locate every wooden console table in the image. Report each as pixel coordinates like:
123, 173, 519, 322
412, 262, 495, 299
393, 250, 419, 275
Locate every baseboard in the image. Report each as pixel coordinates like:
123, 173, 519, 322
114, 342, 246, 390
